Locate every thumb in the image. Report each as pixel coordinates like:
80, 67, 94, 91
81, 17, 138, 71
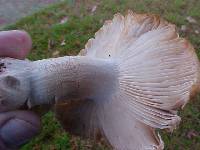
0, 30, 32, 59
0, 110, 41, 149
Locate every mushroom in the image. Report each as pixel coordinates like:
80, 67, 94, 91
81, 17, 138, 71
0, 11, 199, 150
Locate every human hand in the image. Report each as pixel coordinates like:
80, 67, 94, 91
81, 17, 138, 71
0, 30, 41, 150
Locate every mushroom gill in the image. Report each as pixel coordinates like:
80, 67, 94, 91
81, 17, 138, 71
55, 11, 200, 150
0, 11, 199, 150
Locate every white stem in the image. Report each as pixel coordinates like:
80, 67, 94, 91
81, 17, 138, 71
28, 56, 118, 107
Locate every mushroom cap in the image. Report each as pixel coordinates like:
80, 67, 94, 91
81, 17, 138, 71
55, 11, 200, 150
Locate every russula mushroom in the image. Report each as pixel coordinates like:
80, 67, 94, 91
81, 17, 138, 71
0, 11, 199, 149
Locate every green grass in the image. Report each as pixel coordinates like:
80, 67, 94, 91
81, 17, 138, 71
2, 0, 200, 149
21, 112, 71, 150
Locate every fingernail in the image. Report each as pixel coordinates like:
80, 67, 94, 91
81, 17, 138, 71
0, 118, 40, 147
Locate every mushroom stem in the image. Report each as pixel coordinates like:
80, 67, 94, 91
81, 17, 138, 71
0, 56, 118, 109
29, 56, 118, 107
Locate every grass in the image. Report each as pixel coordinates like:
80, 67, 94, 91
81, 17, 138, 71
21, 112, 71, 150
1, 0, 200, 149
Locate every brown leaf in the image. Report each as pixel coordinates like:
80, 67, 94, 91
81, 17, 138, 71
186, 16, 197, 24
187, 130, 199, 139
52, 50, 60, 57
194, 30, 199, 34
91, 5, 97, 13
60, 40, 66, 46
180, 25, 187, 32
60, 16, 68, 24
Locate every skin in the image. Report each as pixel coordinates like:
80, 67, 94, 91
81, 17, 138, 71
0, 30, 41, 150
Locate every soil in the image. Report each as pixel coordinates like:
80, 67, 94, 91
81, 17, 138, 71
0, 0, 62, 27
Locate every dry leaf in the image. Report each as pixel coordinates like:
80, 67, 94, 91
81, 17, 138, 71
187, 130, 199, 139
180, 25, 187, 32
60, 16, 68, 24
195, 30, 199, 34
60, 40, 66, 46
186, 16, 197, 24
91, 5, 97, 13
52, 50, 60, 57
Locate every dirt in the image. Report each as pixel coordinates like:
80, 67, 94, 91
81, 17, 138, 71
0, 62, 6, 72
0, 0, 62, 27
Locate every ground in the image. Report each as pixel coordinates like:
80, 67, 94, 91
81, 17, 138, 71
0, 0, 62, 27
1, 0, 200, 149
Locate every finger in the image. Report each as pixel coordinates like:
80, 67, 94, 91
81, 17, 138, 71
0, 110, 40, 148
0, 140, 8, 150
0, 30, 32, 59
